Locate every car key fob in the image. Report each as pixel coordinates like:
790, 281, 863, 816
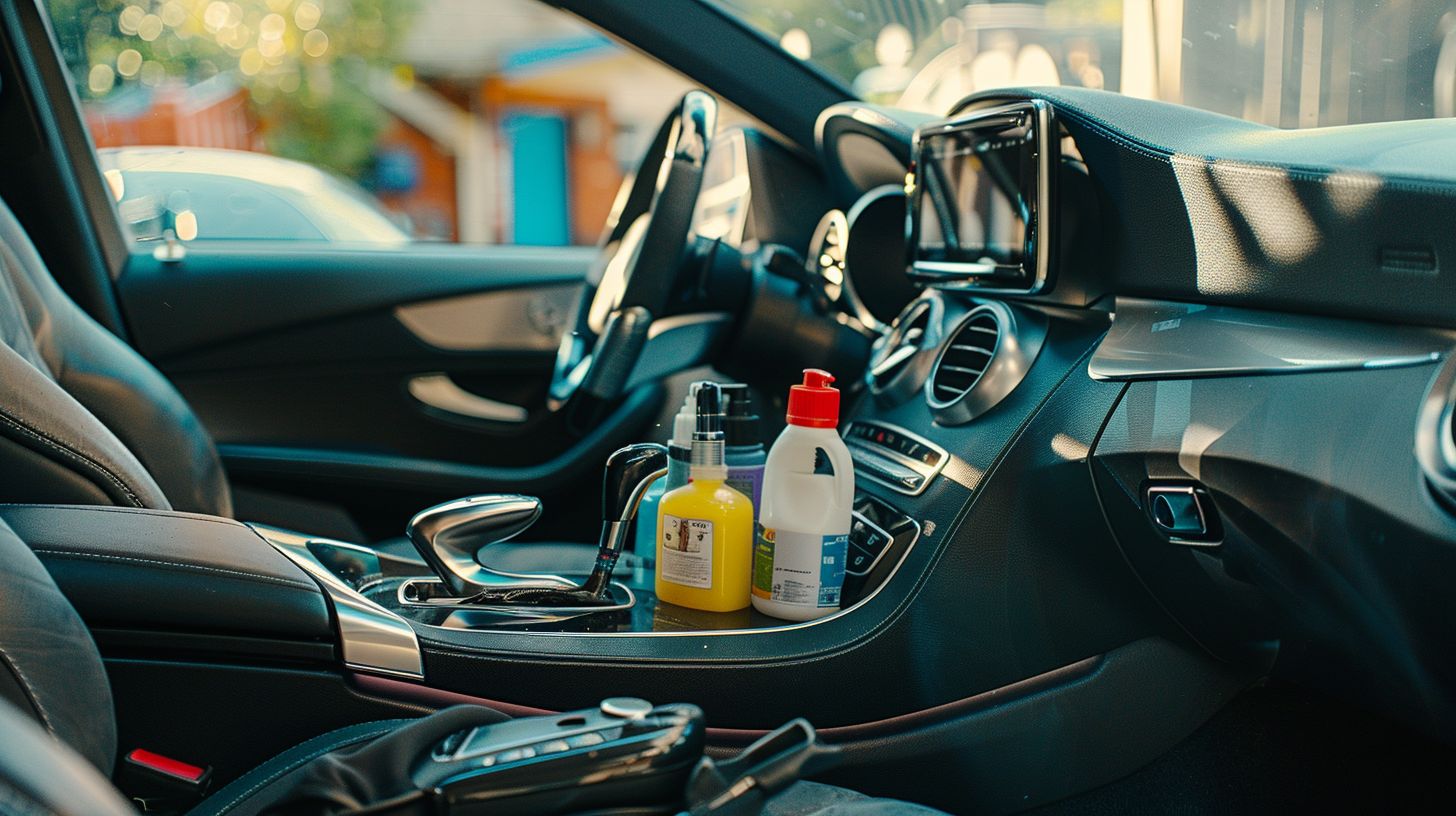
412, 698, 705, 815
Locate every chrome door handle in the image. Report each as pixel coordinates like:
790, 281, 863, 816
407, 373, 529, 423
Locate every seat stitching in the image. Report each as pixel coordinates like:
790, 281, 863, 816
0, 505, 248, 528
210, 723, 402, 815
0, 409, 143, 507
0, 647, 56, 736
30, 549, 316, 591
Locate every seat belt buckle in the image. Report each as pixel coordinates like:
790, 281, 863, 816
121, 749, 213, 814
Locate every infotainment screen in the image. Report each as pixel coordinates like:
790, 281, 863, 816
909, 101, 1051, 293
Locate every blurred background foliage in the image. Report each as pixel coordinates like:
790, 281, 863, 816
47, 0, 418, 176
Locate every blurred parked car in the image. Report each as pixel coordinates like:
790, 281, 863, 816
98, 146, 412, 245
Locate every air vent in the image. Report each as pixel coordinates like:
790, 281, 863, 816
929, 311, 999, 403
1415, 350, 1456, 512
868, 296, 943, 403
1449, 402, 1456, 455
925, 302, 1046, 425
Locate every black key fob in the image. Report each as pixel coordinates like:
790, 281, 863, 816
412, 698, 705, 815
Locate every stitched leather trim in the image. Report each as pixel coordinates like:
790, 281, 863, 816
29, 549, 317, 592
0, 408, 143, 507
0, 647, 55, 736
1, 505, 245, 526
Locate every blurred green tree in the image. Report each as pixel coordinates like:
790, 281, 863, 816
47, 0, 417, 178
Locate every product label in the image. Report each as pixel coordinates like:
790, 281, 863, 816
752, 526, 848, 608
659, 514, 714, 589
724, 466, 764, 520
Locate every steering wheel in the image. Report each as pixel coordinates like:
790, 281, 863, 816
549, 90, 718, 411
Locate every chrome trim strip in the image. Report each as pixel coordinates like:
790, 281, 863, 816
396, 577, 636, 613
1088, 297, 1450, 382
251, 525, 425, 679
845, 420, 949, 497
851, 448, 931, 496
407, 374, 529, 423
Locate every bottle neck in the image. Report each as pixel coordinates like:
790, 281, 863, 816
690, 469, 727, 483
784, 422, 839, 436
690, 436, 723, 468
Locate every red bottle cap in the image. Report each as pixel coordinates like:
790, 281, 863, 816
786, 369, 839, 428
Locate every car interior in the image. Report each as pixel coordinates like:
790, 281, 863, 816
1, 0, 1455, 814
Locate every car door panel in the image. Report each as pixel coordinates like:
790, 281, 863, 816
117, 245, 592, 361
111, 244, 656, 540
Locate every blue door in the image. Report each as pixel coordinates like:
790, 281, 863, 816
505, 111, 570, 246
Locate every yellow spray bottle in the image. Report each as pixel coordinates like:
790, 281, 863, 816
655, 382, 754, 612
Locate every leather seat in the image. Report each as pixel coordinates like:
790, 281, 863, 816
0, 196, 230, 516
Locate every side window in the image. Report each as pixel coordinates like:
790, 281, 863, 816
45, 0, 700, 247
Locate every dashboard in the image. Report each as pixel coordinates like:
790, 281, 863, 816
790, 87, 1456, 748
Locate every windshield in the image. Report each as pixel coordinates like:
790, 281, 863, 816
708, 1, 1455, 128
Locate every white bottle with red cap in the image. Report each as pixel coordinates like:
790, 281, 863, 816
751, 369, 855, 621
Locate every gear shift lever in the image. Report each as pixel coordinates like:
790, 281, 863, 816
580, 442, 668, 596
407, 495, 575, 597
407, 444, 667, 606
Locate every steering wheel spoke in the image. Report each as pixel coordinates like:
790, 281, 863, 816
550, 91, 719, 414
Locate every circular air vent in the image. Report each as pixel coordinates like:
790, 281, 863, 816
806, 210, 848, 303
925, 302, 1046, 425
868, 296, 943, 403
1415, 349, 1456, 511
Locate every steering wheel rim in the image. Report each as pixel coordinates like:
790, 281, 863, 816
549, 90, 717, 411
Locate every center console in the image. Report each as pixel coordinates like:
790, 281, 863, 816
253, 490, 918, 652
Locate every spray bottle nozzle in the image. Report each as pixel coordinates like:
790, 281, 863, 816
786, 369, 840, 429
801, 369, 834, 389
694, 382, 723, 439
690, 382, 726, 475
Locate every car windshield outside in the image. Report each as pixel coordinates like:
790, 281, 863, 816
708, 0, 1456, 128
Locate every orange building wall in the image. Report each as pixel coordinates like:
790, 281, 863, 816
86, 85, 258, 150
374, 118, 459, 241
